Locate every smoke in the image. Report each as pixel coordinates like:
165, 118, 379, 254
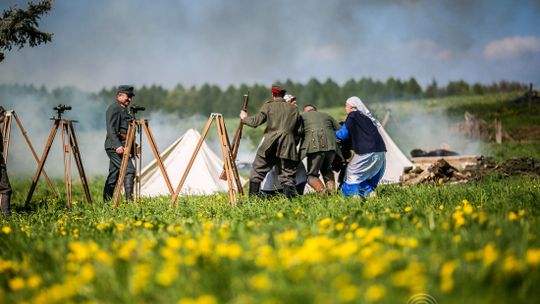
383, 106, 482, 157
2, 89, 255, 179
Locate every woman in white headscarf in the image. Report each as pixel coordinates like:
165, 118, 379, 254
335, 96, 386, 198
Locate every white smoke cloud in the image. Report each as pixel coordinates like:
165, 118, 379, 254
484, 36, 540, 60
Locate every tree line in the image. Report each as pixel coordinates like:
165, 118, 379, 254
1, 77, 527, 118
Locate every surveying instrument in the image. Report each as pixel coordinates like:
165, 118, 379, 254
112, 105, 173, 207
1, 110, 58, 196
24, 104, 92, 209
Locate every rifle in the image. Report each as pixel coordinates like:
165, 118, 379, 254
220, 92, 249, 180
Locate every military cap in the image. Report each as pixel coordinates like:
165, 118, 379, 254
117, 85, 135, 97
271, 84, 286, 94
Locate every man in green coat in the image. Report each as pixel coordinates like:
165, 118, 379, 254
240, 84, 302, 199
102, 85, 135, 202
300, 104, 341, 192
0, 106, 12, 216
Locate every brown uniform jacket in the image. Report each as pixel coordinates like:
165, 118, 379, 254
299, 110, 341, 158
242, 97, 302, 161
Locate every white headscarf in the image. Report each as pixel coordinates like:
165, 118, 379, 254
346, 96, 381, 127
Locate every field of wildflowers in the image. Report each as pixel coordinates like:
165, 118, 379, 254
1, 174, 539, 303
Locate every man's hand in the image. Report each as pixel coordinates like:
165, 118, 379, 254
115, 146, 125, 154
240, 110, 248, 120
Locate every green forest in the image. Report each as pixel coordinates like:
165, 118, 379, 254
0, 77, 527, 118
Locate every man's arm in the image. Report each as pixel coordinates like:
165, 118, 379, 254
241, 105, 267, 128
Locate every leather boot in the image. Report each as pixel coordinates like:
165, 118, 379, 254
1, 193, 11, 217
124, 181, 134, 202
323, 172, 336, 193
308, 178, 326, 193
249, 181, 261, 197
283, 185, 297, 199
102, 184, 115, 202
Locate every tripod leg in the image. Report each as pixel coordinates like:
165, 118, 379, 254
142, 121, 174, 195
61, 122, 73, 209
217, 116, 243, 196
113, 122, 136, 207
68, 121, 93, 205
25, 121, 60, 207
172, 115, 214, 204
216, 116, 236, 206
13, 112, 58, 197
136, 122, 142, 201
2, 114, 12, 162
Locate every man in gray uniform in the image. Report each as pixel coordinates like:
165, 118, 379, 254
240, 84, 302, 199
300, 104, 341, 192
0, 107, 12, 216
102, 85, 135, 202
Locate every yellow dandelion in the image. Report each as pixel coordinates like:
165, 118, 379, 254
526, 248, 540, 267
2, 226, 12, 234
8, 277, 25, 291
404, 206, 412, 213
508, 212, 518, 221
365, 284, 385, 302
250, 273, 271, 291
338, 284, 358, 302
27, 275, 42, 289
195, 295, 218, 304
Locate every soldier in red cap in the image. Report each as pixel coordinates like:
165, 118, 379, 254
240, 84, 303, 199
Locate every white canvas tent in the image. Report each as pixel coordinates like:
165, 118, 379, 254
378, 126, 413, 183
140, 128, 246, 197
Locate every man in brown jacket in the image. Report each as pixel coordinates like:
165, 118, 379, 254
240, 84, 302, 199
300, 104, 341, 192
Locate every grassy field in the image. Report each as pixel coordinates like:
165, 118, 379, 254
1, 175, 539, 303
1, 92, 539, 303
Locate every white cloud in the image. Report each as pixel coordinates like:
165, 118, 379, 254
484, 36, 540, 60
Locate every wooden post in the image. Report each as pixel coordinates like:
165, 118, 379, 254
495, 119, 502, 144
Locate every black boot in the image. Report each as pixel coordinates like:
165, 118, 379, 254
102, 184, 115, 202
1, 192, 11, 217
249, 181, 261, 197
124, 182, 134, 202
283, 185, 297, 200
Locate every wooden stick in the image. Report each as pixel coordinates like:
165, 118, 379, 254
171, 115, 214, 204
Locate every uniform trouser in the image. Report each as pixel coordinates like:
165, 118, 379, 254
306, 151, 336, 182
103, 149, 135, 201
0, 157, 12, 216
250, 153, 298, 188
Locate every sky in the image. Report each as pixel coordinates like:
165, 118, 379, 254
1, 0, 539, 91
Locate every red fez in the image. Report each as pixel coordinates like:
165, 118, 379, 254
271, 84, 286, 94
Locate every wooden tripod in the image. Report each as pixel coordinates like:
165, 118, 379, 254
1, 110, 58, 196
113, 119, 173, 207
171, 113, 243, 207
25, 118, 92, 209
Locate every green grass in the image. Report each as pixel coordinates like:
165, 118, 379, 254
2, 92, 539, 303
1, 175, 539, 303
